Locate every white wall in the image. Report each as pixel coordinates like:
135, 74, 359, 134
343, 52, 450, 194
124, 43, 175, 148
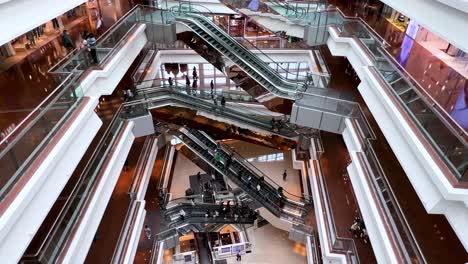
0, 0, 85, 45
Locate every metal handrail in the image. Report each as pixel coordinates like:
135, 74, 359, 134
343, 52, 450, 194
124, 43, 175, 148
194, 129, 312, 204
28, 105, 125, 261
171, 3, 306, 86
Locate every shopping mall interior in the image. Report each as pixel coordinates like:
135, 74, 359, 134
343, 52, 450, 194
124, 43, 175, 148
0, 0, 467, 263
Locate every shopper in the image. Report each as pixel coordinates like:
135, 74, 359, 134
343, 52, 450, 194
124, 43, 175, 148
221, 96, 226, 107
210, 80, 214, 93
144, 225, 152, 240
283, 169, 287, 181
197, 171, 201, 182
61, 30, 75, 50
185, 75, 191, 87
192, 66, 197, 79
236, 251, 242, 262
168, 77, 173, 86
86, 33, 98, 64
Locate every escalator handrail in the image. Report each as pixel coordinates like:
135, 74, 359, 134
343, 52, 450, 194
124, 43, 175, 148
180, 127, 310, 219
175, 129, 288, 217
171, 3, 304, 89
182, 10, 305, 89
125, 85, 298, 137
29, 105, 126, 261
195, 129, 313, 205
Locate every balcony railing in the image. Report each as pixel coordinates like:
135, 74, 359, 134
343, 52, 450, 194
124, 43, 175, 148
0, 5, 145, 206
293, 6, 468, 181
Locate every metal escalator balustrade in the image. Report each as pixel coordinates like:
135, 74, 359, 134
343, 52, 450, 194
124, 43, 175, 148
175, 128, 286, 218
123, 83, 299, 138
188, 128, 312, 205
176, 127, 310, 223
171, 5, 304, 97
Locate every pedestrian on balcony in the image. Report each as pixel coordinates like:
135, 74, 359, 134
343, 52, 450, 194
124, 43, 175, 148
168, 77, 173, 87
283, 169, 287, 181
185, 75, 191, 87
61, 30, 75, 51
144, 225, 152, 240
256, 183, 261, 193
192, 77, 198, 89
192, 66, 198, 79
86, 33, 98, 64
210, 80, 214, 93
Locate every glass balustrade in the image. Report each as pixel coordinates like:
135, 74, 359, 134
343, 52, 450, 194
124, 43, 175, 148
0, 5, 150, 205
329, 10, 467, 180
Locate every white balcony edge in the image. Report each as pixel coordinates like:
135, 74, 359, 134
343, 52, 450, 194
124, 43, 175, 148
0, 97, 101, 263
61, 122, 135, 263
327, 29, 468, 250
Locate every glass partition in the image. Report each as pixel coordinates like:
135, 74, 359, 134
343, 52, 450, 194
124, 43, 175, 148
0, 5, 146, 205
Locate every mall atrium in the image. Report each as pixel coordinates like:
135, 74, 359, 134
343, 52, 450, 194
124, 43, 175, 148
0, 0, 467, 263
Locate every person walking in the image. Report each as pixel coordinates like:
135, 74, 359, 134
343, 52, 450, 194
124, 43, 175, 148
185, 75, 191, 87
283, 169, 287, 181
210, 80, 214, 94
144, 225, 152, 240
168, 77, 173, 86
192, 66, 197, 79
221, 96, 226, 107
61, 30, 75, 50
236, 251, 242, 261
86, 33, 98, 64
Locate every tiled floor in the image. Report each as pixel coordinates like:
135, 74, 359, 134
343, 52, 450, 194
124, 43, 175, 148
85, 137, 147, 263
320, 132, 376, 262
227, 141, 303, 199
170, 150, 206, 199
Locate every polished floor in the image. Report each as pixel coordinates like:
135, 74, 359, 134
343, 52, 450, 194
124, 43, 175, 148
0, 0, 131, 135
320, 132, 376, 262
84, 137, 146, 263
227, 224, 307, 264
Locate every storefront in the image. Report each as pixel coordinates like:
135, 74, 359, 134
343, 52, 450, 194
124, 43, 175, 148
0, 4, 88, 61
381, 4, 409, 32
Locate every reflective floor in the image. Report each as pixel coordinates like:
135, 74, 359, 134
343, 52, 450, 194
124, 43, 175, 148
0, 0, 131, 136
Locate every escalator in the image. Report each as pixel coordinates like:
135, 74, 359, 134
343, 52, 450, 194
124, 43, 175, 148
194, 232, 213, 264
175, 11, 303, 113
168, 8, 361, 131
124, 84, 299, 139
174, 126, 310, 224
164, 200, 257, 227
